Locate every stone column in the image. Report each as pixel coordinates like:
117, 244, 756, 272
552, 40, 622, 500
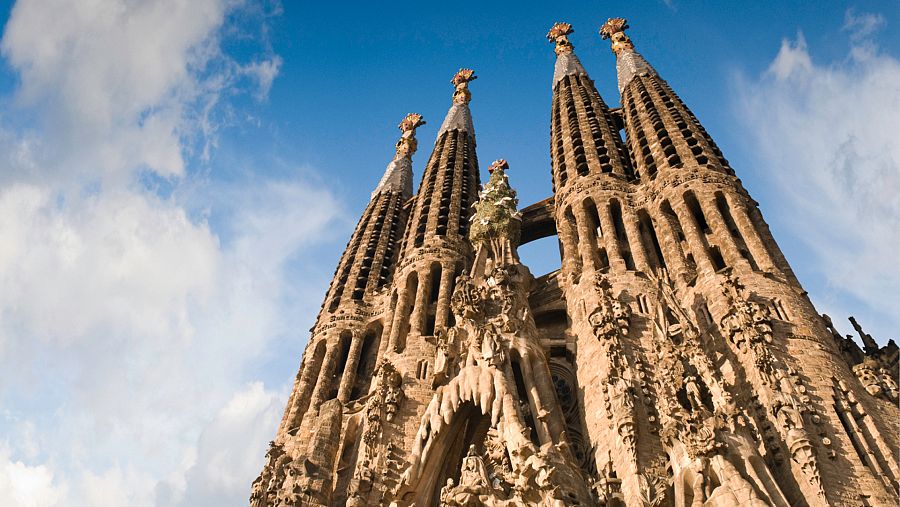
698, 192, 749, 271
409, 270, 430, 335
433, 262, 456, 333
282, 342, 327, 434
520, 355, 553, 445
598, 201, 626, 271
529, 354, 568, 441
309, 339, 340, 414
557, 210, 582, 277
572, 204, 599, 272
388, 285, 411, 352
622, 207, 651, 272
649, 208, 689, 283
726, 195, 777, 272
672, 201, 715, 274
337, 331, 365, 402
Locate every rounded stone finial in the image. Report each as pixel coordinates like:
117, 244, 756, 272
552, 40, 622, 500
599, 17, 634, 54
547, 22, 575, 54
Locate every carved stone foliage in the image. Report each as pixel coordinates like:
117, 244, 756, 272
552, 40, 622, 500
717, 272, 831, 499
250, 441, 314, 507
853, 359, 899, 403
719, 272, 776, 379
588, 274, 632, 345
347, 360, 404, 505
441, 266, 528, 374
638, 456, 670, 507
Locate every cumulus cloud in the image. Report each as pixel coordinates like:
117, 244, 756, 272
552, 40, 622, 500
0, 0, 283, 184
734, 10, 900, 340
0, 0, 345, 506
0, 443, 63, 507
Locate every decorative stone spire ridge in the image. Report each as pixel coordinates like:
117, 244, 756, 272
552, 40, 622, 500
469, 159, 521, 247
547, 22, 587, 87
438, 68, 477, 137
371, 113, 425, 199
600, 17, 657, 93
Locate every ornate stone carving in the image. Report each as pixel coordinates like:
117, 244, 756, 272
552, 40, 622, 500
638, 456, 669, 507
546, 22, 574, 55
395, 112, 425, 158
853, 359, 899, 402
599, 17, 633, 54
588, 274, 632, 343
470, 160, 521, 249
451, 68, 477, 105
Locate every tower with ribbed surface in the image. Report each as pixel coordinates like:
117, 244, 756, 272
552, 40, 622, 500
250, 19, 898, 507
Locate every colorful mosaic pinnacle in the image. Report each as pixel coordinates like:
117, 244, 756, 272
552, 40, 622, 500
251, 17, 899, 507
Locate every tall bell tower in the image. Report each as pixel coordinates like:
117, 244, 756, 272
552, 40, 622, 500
251, 17, 899, 507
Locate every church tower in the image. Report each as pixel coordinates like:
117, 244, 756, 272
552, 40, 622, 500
251, 17, 898, 507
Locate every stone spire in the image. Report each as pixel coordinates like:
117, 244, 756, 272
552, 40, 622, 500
372, 113, 426, 200
600, 17, 657, 94
437, 68, 476, 137
547, 22, 587, 86
546, 21, 633, 189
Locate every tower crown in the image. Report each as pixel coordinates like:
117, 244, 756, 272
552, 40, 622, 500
599, 17, 656, 94
395, 112, 426, 158
451, 68, 477, 105
438, 68, 477, 137
600, 17, 634, 54
372, 112, 426, 200
546, 22, 587, 87
547, 22, 575, 55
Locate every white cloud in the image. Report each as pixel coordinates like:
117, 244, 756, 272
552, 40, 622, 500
0, 178, 341, 506
0, 0, 345, 506
0, 444, 64, 507
173, 382, 286, 506
734, 10, 900, 340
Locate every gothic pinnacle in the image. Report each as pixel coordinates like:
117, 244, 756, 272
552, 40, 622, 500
451, 68, 477, 105
599, 17, 633, 54
395, 112, 426, 159
599, 17, 656, 93
372, 113, 424, 199
438, 68, 477, 137
546, 22, 574, 55
547, 22, 587, 87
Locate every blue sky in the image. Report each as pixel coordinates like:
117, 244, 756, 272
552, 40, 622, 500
0, 1, 897, 505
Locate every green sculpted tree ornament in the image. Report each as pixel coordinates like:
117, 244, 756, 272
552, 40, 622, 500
469, 159, 521, 247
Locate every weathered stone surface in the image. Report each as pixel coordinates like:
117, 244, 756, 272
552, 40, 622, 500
252, 20, 898, 507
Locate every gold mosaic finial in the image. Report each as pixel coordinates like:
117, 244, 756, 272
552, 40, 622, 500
451, 68, 477, 105
488, 159, 509, 174
600, 17, 634, 54
396, 113, 425, 158
547, 22, 575, 55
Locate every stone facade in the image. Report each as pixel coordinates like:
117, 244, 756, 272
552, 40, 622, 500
250, 19, 899, 507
